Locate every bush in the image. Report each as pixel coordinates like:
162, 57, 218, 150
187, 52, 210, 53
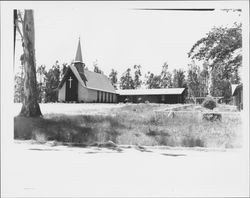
137, 97, 142, 103
202, 97, 217, 110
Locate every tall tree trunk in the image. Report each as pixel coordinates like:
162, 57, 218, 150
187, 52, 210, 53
207, 67, 213, 96
19, 10, 42, 117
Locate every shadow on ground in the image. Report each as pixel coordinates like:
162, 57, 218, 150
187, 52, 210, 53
23, 141, 187, 157
14, 114, 123, 145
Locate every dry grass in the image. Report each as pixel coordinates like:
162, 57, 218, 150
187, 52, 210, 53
14, 103, 242, 148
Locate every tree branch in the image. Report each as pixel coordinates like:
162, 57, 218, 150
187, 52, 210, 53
15, 22, 23, 40
15, 10, 24, 40
17, 10, 24, 24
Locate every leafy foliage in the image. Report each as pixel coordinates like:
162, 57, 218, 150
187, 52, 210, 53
186, 62, 210, 97
160, 62, 173, 88
172, 69, 186, 88
144, 72, 161, 89
37, 65, 46, 103
109, 69, 118, 89
187, 62, 201, 97
202, 97, 217, 110
44, 62, 61, 102
14, 73, 24, 103
188, 23, 242, 84
144, 62, 173, 89
93, 60, 103, 74
14, 55, 25, 103
210, 67, 232, 102
198, 62, 209, 96
119, 65, 143, 89
60, 63, 68, 79
133, 65, 142, 89
15, 61, 70, 103
119, 68, 135, 89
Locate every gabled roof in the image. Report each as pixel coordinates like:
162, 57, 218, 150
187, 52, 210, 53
58, 65, 116, 94
83, 69, 116, 93
231, 84, 238, 96
117, 88, 185, 96
232, 83, 243, 96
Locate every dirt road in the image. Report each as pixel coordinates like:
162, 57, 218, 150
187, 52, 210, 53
1, 141, 249, 197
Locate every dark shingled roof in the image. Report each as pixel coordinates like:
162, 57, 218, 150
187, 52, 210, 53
58, 65, 116, 94
83, 69, 116, 93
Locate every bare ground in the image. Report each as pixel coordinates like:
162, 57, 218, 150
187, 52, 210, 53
1, 140, 249, 197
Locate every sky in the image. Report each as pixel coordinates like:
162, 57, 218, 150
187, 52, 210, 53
13, 1, 244, 78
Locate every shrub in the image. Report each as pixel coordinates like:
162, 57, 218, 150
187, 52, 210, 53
181, 137, 204, 147
202, 97, 217, 110
148, 115, 160, 125
137, 97, 142, 103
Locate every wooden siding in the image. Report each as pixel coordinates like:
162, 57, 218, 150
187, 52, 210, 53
78, 82, 88, 102
58, 80, 118, 103
118, 94, 184, 104
58, 83, 66, 102
87, 89, 98, 102
65, 69, 78, 102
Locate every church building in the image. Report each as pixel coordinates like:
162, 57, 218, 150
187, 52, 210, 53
58, 39, 118, 103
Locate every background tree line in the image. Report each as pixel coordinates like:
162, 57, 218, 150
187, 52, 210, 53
109, 22, 242, 103
14, 60, 67, 103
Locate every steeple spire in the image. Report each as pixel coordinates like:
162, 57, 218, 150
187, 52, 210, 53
74, 38, 83, 63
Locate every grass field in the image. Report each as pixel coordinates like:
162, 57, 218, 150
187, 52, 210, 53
14, 103, 242, 148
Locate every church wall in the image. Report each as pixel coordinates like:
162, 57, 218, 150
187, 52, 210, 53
77, 83, 117, 103
112, 93, 118, 103
113, 94, 118, 103
87, 89, 98, 102
58, 83, 66, 102
78, 82, 88, 102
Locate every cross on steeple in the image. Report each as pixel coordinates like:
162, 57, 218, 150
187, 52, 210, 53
68, 76, 73, 88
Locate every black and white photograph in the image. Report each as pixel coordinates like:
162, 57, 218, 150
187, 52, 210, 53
1, 1, 249, 197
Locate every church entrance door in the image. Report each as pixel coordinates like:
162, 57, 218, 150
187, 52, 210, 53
65, 70, 78, 102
